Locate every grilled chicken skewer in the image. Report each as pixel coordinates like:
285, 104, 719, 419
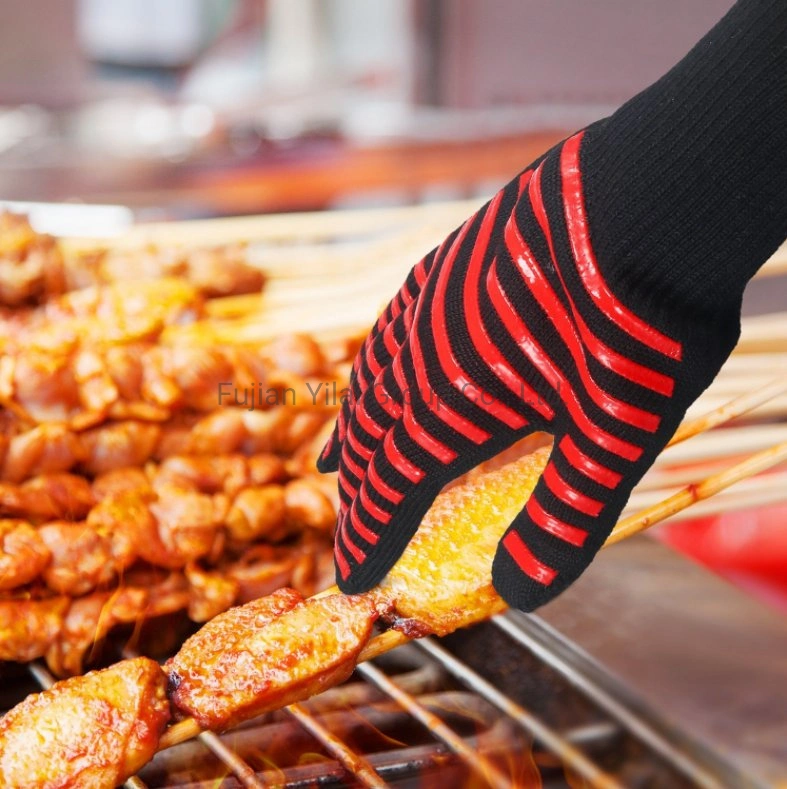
0, 448, 335, 597
0, 399, 335, 484
165, 446, 551, 731
0, 210, 264, 307
0, 534, 335, 677
0, 326, 340, 430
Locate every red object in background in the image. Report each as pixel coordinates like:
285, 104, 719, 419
658, 504, 787, 614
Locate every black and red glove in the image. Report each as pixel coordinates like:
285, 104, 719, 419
318, 0, 787, 611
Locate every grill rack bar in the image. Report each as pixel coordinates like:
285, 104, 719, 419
355, 660, 515, 789
492, 611, 759, 789
123, 646, 388, 789
284, 702, 387, 788
413, 637, 623, 789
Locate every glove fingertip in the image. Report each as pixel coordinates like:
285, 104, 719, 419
334, 542, 394, 595
316, 449, 340, 474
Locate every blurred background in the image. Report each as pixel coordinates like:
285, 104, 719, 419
0, 0, 737, 223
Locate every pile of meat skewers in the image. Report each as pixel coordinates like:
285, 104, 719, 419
0, 213, 356, 676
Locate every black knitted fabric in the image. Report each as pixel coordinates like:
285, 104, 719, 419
318, 0, 787, 612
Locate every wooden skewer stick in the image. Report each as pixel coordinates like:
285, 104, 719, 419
158, 436, 787, 753
667, 378, 787, 446
607, 439, 787, 545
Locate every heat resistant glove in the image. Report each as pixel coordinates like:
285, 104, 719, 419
318, 0, 787, 611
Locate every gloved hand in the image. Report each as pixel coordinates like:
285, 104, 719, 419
318, 0, 787, 611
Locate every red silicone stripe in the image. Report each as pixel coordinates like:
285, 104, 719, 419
558, 434, 622, 489
463, 185, 553, 423
486, 260, 643, 462
502, 531, 557, 585
432, 196, 528, 430
335, 539, 351, 580
505, 214, 661, 433
517, 171, 531, 198
363, 341, 384, 383
359, 481, 392, 525
350, 500, 381, 544
389, 294, 403, 321
374, 379, 402, 420
382, 322, 399, 359
561, 132, 683, 361
403, 302, 415, 332
355, 397, 386, 440
528, 163, 675, 397
367, 455, 405, 505
341, 449, 365, 483
526, 496, 588, 547
543, 463, 603, 517
391, 354, 458, 463
346, 422, 373, 461
383, 429, 425, 482
408, 304, 491, 445
414, 255, 430, 288
337, 468, 357, 501
338, 520, 366, 563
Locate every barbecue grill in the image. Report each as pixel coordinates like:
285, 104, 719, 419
5, 534, 784, 788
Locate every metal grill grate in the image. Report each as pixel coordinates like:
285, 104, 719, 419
13, 609, 755, 789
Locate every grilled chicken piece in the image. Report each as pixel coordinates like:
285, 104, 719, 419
0, 211, 64, 307
1, 423, 87, 483
0, 657, 170, 789
0, 473, 94, 520
167, 589, 379, 730
44, 579, 191, 677
374, 446, 550, 636
0, 520, 51, 590
0, 596, 69, 662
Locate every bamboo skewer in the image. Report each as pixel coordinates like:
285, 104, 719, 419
667, 378, 787, 446
607, 439, 787, 545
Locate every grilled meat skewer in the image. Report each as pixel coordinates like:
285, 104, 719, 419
0, 210, 264, 307
0, 402, 334, 483
0, 536, 336, 676
0, 450, 334, 598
